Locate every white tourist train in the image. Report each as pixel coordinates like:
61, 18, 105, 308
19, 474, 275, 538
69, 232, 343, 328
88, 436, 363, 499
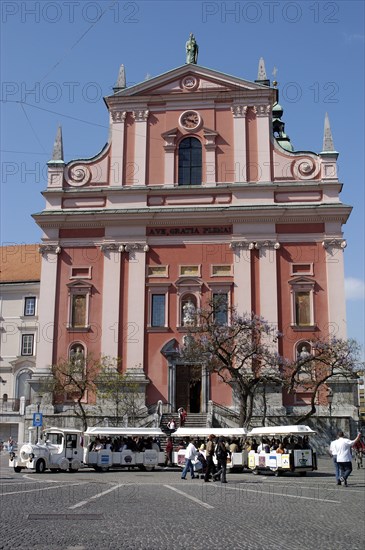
9, 426, 165, 473
171, 427, 248, 471
246, 425, 318, 476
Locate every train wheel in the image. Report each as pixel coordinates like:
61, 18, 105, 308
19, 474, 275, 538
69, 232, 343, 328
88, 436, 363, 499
36, 459, 46, 473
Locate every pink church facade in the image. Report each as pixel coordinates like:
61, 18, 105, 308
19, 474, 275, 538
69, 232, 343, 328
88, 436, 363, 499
32, 60, 353, 418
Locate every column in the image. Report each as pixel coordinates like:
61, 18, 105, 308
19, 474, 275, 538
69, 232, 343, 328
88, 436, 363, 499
100, 244, 122, 357
255, 105, 271, 182
323, 239, 347, 338
132, 109, 149, 186
110, 110, 126, 186
231, 105, 247, 182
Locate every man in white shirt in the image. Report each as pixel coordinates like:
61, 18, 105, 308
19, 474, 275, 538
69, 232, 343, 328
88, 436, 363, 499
181, 438, 197, 480
329, 435, 341, 485
335, 430, 362, 486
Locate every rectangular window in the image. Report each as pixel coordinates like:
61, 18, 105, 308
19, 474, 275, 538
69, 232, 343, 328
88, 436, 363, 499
179, 265, 200, 277
147, 265, 168, 277
71, 267, 92, 279
212, 265, 232, 277
151, 294, 166, 327
21, 334, 34, 356
71, 294, 87, 328
295, 292, 311, 326
213, 293, 228, 325
24, 297, 36, 316
291, 264, 313, 276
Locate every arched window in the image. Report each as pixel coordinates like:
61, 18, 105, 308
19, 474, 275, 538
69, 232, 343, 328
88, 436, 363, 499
16, 370, 32, 401
178, 137, 202, 185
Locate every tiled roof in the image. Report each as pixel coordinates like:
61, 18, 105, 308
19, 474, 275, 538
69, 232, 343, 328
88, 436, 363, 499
0, 245, 41, 283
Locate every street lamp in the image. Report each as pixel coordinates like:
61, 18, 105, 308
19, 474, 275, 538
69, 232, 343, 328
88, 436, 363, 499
35, 394, 42, 443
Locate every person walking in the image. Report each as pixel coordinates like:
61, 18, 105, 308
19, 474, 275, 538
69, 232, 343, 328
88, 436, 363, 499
213, 436, 230, 483
336, 430, 362, 487
204, 434, 216, 482
329, 433, 341, 485
165, 437, 173, 467
181, 438, 197, 480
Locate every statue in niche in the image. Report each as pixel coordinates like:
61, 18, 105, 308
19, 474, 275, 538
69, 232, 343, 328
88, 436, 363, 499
183, 300, 196, 326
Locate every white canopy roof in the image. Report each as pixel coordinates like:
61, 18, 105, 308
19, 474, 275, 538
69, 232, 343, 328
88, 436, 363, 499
247, 425, 316, 437
171, 427, 247, 438
84, 427, 165, 437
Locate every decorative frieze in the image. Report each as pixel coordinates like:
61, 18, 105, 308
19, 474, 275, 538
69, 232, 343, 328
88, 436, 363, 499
111, 110, 127, 123
38, 244, 61, 256
100, 242, 149, 253
230, 240, 280, 250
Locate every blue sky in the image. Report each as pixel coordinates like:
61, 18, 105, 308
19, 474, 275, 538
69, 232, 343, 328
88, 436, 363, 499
1, 0, 364, 355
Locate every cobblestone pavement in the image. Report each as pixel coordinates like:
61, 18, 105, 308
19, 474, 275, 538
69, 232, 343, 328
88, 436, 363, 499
1, 452, 364, 550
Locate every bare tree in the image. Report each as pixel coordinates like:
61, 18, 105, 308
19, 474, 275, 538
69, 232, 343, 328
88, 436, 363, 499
287, 337, 361, 423
49, 352, 100, 431
95, 358, 140, 426
182, 300, 285, 428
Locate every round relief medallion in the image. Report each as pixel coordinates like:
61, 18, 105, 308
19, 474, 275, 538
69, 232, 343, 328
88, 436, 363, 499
181, 76, 199, 90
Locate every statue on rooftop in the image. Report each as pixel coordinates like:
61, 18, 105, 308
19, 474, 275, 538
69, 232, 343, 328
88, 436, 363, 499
186, 33, 198, 64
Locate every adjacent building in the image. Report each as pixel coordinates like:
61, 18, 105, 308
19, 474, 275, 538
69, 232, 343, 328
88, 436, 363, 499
0, 245, 41, 442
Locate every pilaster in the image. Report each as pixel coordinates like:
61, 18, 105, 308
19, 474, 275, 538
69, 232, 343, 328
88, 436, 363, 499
231, 105, 247, 182
132, 109, 149, 186
229, 241, 252, 314
110, 110, 127, 186
322, 238, 347, 338
254, 105, 272, 182
99, 244, 123, 357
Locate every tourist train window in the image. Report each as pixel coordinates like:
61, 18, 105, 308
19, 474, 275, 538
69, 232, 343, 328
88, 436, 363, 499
21, 334, 34, 356
24, 297, 36, 316
178, 137, 202, 186
289, 277, 315, 328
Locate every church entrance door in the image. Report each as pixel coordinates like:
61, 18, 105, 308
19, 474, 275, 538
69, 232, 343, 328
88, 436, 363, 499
175, 365, 201, 413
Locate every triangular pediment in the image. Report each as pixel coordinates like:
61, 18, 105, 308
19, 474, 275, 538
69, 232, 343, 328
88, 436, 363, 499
106, 64, 274, 101
288, 276, 315, 287
66, 279, 93, 289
